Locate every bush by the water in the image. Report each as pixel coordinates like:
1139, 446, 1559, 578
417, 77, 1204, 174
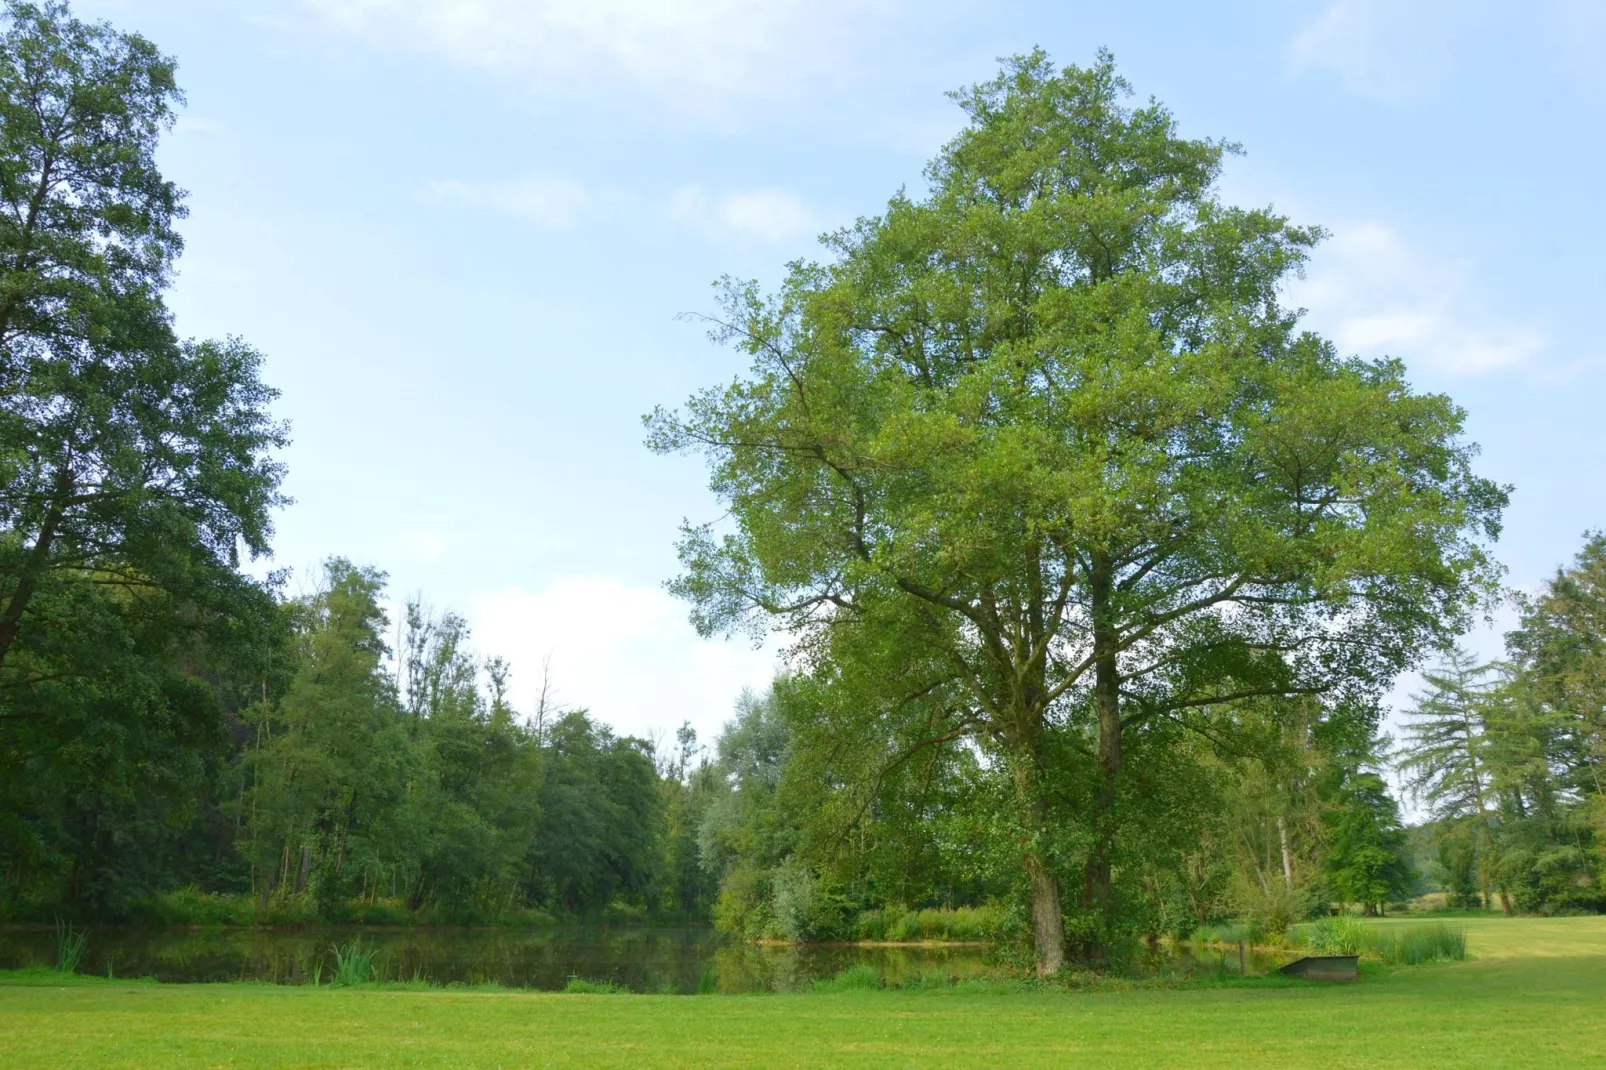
1305, 914, 1369, 955
1297, 917, 1466, 964
562, 977, 626, 994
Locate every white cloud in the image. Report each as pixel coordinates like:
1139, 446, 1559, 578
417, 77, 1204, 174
1287, 221, 1547, 375
670, 184, 820, 242
303, 0, 890, 112
422, 176, 592, 228
471, 576, 783, 745
1288, 0, 1481, 100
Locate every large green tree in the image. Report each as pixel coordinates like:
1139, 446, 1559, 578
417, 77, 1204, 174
649, 51, 1504, 971
0, 0, 285, 674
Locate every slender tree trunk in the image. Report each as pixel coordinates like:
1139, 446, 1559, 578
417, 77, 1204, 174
1083, 553, 1122, 958
1277, 816, 1294, 888
0, 467, 72, 670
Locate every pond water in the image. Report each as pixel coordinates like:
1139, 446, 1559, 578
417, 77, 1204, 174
0, 926, 1295, 991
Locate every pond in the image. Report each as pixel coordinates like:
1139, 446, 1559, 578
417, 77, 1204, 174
0, 926, 1005, 992
0, 926, 1297, 991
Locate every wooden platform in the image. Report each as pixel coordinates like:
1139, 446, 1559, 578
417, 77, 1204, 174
1278, 955, 1358, 982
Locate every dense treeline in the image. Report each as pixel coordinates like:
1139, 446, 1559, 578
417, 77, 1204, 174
1, 555, 722, 922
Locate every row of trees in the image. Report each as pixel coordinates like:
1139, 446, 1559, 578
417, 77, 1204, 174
2, 553, 724, 921
0, 2, 717, 924
1400, 536, 1606, 915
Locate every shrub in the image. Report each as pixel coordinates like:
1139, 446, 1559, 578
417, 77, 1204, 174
1306, 914, 1368, 955
562, 976, 625, 994
769, 858, 818, 942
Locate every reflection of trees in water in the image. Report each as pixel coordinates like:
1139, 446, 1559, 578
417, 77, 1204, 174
0, 927, 1002, 991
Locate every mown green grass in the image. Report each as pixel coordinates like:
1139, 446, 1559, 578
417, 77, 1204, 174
1, 916, 1602, 1068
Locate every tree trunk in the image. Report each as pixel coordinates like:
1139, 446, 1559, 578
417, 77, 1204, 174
1012, 746, 1065, 975
1024, 851, 1065, 976
1083, 553, 1122, 958
1277, 815, 1294, 888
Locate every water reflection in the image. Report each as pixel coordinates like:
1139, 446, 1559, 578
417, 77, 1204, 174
0, 927, 1297, 991
0, 927, 1004, 992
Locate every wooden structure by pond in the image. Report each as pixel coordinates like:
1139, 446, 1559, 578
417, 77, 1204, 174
1279, 955, 1358, 982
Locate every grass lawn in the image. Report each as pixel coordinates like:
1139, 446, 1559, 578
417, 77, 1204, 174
2, 916, 1603, 1068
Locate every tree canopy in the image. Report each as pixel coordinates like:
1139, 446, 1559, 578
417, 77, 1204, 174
649, 50, 1505, 971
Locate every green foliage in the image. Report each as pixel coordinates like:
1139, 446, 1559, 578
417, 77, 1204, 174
1397, 539, 1606, 919
1321, 763, 1415, 915
561, 976, 625, 994
649, 48, 1503, 971
0, 0, 285, 919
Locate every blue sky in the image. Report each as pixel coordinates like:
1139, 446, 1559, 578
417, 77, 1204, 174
75, 0, 1606, 745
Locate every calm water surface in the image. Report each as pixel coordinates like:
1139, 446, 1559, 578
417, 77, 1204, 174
0, 926, 1296, 991
0, 926, 1011, 992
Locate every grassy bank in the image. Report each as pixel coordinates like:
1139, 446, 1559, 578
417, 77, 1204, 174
1, 916, 1602, 1067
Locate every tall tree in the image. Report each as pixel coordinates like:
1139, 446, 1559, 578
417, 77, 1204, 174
1508, 533, 1606, 805
0, 0, 285, 674
1397, 647, 1511, 910
649, 51, 1505, 971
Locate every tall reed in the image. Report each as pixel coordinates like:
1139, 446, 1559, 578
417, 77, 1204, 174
1307, 914, 1368, 955
328, 936, 377, 986
1366, 923, 1467, 965
52, 920, 88, 973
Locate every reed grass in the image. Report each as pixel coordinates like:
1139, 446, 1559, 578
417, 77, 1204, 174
328, 937, 377, 986
1305, 914, 1369, 955
1366, 923, 1467, 966
561, 976, 625, 994
1295, 917, 1467, 965
52, 921, 88, 974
